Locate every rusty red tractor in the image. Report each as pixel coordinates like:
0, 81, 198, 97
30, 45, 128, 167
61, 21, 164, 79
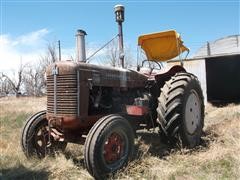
21, 5, 204, 179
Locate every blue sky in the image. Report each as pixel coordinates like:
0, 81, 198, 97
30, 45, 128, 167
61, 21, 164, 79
0, 0, 239, 70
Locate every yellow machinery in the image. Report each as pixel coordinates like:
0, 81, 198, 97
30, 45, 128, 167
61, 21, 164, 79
138, 30, 189, 61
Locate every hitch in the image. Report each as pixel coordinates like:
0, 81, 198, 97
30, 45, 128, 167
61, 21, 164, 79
47, 118, 65, 148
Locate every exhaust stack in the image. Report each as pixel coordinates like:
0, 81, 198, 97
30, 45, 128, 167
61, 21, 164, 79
76, 29, 87, 62
114, 4, 125, 68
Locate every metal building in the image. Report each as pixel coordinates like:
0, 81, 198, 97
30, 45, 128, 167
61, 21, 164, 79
168, 35, 240, 104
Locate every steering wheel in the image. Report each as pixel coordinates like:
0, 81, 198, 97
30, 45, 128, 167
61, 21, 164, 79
141, 60, 162, 71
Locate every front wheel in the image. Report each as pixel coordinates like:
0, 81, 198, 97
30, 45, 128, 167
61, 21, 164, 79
157, 72, 204, 148
21, 111, 67, 158
84, 114, 134, 179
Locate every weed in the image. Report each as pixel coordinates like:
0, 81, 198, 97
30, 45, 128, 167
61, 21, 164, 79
0, 98, 239, 179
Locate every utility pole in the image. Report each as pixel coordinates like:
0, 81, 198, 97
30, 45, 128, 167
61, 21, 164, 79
58, 40, 61, 61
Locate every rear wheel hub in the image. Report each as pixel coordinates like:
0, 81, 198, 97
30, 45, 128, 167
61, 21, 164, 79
185, 90, 201, 134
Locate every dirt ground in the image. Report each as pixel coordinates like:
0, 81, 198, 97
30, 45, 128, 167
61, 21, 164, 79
0, 97, 239, 179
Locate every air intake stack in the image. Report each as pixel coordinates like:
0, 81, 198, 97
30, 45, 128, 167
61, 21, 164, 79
76, 29, 87, 62
114, 4, 125, 68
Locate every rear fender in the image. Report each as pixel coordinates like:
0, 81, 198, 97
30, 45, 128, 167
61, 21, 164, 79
150, 65, 186, 99
155, 65, 186, 85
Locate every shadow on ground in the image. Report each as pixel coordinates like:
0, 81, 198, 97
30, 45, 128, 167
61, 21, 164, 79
134, 128, 218, 158
210, 101, 240, 107
135, 131, 172, 158
63, 151, 85, 168
1, 164, 49, 180
62, 128, 218, 168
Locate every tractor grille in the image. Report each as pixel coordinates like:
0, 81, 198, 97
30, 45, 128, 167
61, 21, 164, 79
47, 74, 78, 115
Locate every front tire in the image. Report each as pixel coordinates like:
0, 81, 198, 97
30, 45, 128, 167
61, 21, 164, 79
157, 72, 204, 148
84, 114, 134, 179
21, 111, 67, 158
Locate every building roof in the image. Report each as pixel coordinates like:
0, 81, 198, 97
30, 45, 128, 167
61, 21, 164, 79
193, 35, 240, 58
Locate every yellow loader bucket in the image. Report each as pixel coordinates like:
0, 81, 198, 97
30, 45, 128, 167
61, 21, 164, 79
138, 30, 189, 61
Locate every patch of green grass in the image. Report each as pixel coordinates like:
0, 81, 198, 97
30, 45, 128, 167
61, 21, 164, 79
0, 113, 30, 129
200, 156, 236, 180
156, 156, 236, 180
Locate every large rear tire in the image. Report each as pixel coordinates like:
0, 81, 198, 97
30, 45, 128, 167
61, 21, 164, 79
84, 114, 134, 179
157, 72, 204, 148
21, 111, 67, 158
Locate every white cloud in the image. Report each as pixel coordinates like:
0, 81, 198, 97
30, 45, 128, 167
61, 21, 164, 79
0, 29, 114, 74
17, 29, 49, 45
0, 29, 50, 73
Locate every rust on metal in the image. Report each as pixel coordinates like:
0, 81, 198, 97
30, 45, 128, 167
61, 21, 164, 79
46, 61, 148, 131
46, 114, 105, 129
104, 132, 124, 164
125, 105, 149, 116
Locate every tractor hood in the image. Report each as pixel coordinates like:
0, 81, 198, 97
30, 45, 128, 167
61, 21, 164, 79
46, 61, 148, 88
138, 30, 189, 61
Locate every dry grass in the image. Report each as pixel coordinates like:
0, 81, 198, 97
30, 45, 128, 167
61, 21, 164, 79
0, 97, 240, 179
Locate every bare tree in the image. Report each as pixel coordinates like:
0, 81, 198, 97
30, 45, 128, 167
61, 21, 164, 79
0, 42, 58, 97
23, 42, 58, 96
23, 64, 45, 96
102, 39, 135, 68
39, 42, 57, 67
1, 62, 26, 97
104, 39, 119, 67
48, 43, 58, 62
0, 74, 12, 96
123, 45, 135, 68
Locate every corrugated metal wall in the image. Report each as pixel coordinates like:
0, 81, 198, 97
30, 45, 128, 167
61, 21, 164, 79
167, 54, 240, 104
167, 34, 240, 104
166, 59, 207, 103
193, 35, 240, 57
